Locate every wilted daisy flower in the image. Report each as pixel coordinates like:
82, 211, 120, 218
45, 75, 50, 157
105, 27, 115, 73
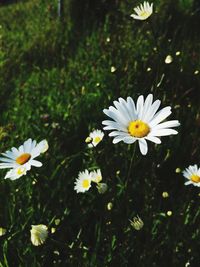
91, 169, 102, 183
102, 94, 180, 155
130, 1, 153, 21
30, 224, 48, 246
183, 165, 200, 187
0, 138, 47, 178
130, 215, 144, 230
74, 170, 92, 193
4, 166, 27, 180
87, 129, 104, 147
97, 183, 108, 194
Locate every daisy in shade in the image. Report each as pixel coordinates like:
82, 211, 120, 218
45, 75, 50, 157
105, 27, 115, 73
102, 94, 180, 155
130, 1, 153, 21
74, 170, 92, 193
30, 224, 48, 246
183, 165, 200, 187
0, 138, 47, 179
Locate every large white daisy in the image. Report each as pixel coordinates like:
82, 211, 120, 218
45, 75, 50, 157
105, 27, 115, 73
74, 169, 92, 193
183, 165, 200, 187
0, 138, 47, 173
102, 94, 180, 155
130, 1, 153, 21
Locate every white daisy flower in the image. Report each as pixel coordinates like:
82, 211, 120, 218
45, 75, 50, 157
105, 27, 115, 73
87, 129, 104, 147
91, 169, 102, 183
5, 166, 27, 180
102, 94, 180, 155
183, 165, 200, 187
0, 138, 47, 173
30, 224, 48, 246
74, 170, 92, 193
130, 1, 153, 21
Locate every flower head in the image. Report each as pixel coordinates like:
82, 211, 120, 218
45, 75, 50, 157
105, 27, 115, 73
5, 166, 27, 180
102, 94, 180, 155
74, 170, 92, 193
91, 169, 102, 183
97, 183, 108, 194
130, 215, 144, 230
30, 224, 48, 246
0, 138, 47, 179
87, 130, 104, 147
183, 165, 200, 187
130, 1, 153, 21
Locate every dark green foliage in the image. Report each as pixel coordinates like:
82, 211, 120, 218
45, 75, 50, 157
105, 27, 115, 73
0, 0, 200, 266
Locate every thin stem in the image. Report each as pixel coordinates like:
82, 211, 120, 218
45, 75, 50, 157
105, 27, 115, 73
125, 143, 137, 189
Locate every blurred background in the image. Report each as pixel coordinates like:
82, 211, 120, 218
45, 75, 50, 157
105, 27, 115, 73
0, 0, 200, 266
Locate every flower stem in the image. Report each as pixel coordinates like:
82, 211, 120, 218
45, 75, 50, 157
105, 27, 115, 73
125, 143, 137, 189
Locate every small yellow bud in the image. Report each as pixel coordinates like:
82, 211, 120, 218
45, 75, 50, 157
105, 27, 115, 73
85, 137, 92, 143
165, 55, 173, 64
107, 202, 113, 210
167, 211, 172, 216
175, 168, 181, 173
162, 192, 169, 198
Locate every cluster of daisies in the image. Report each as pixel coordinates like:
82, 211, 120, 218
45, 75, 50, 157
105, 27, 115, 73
0, 1, 200, 248
74, 168, 108, 194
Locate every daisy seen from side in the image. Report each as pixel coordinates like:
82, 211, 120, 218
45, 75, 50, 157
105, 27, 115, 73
0, 138, 48, 179
130, 1, 153, 21
30, 224, 48, 246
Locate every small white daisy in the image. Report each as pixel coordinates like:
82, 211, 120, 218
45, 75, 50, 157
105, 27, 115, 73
130, 1, 153, 21
102, 94, 180, 155
87, 129, 104, 147
91, 169, 102, 183
30, 224, 48, 246
0, 138, 47, 174
74, 170, 92, 193
183, 165, 200, 187
4, 166, 27, 180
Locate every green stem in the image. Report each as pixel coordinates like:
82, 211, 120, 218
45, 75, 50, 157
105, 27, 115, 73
125, 144, 137, 189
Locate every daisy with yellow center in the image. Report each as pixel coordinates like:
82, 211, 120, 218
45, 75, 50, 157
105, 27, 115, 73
87, 129, 104, 147
0, 138, 48, 180
30, 224, 48, 246
102, 94, 180, 155
183, 165, 200, 187
130, 1, 153, 21
74, 170, 92, 193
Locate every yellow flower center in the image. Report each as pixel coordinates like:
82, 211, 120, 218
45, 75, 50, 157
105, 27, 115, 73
82, 179, 90, 188
17, 167, 26, 175
94, 136, 101, 143
190, 174, 200, 183
16, 153, 31, 165
128, 120, 150, 138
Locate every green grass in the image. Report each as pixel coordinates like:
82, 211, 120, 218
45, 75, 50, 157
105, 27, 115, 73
0, 0, 200, 266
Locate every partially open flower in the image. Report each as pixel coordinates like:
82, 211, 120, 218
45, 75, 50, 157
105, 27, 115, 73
130, 215, 144, 230
30, 224, 48, 246
130, 1, 153, 21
